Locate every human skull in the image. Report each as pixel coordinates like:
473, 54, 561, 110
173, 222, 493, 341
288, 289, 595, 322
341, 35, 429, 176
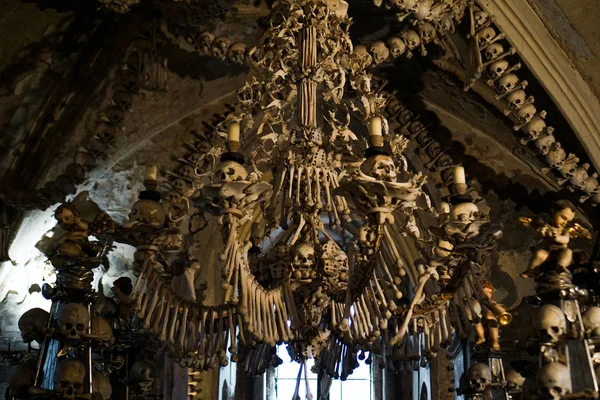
92, 371, 112, 400
474, 11, 489, 29
128, 198, 166, 227
54, 360, 86, 400
569, 163, 589, 191
214, 160, 248, 183
507, 89, 527, 110
353, 44, 373, 67
485, 42, 504, 61
534, 133, 556, 155
398, 108, 414, 125
582, 306, 600, 337
560, 155, 580, 178
401, 29, 421, 50
113, 90, 134, 111
505, 367, 526, 392
291, 243, 316, 279
171, 178, 190, 194
130, 360, 155, 393
198, 32, 215, 53
414, 0, 432, 20
18, 307, 49, 344
211, 37, 231, 60
360, 154, 397, 181
523, 118, 547, 140
516, 103, 536, 123
478, 27, 496, 47
89, 316, 114, 343
468, 363, 492, 393
386, 97, 404, 116
387, 36, 406, 58
370, 41, 390, 65
437, 16, 454, 36
450, 202, 479, 224
537, 362, 571, 399
57, 303, 89, 340
533, 304, 566, 343
420, 22, 436, 44
95, 122, 118, 145
106, 106, 124, 125
228, 42, 247, 64
488, 59, 509, 79
545, 143, 566, 169
390, 0, 418, 10
582, 173, 599, 197
498, 74, 520, 93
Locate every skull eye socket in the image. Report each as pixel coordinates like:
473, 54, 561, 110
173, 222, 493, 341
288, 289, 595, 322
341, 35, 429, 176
76, 323, 85, 331
551, 326, 560, 333
65, 323, 73, 330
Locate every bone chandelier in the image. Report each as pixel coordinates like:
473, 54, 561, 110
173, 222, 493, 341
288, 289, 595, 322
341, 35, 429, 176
130, 0, 502, 377
10, 1, 508, 398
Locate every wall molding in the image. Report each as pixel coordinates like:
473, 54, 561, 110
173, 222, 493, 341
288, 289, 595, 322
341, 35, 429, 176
478, 0, 600, 171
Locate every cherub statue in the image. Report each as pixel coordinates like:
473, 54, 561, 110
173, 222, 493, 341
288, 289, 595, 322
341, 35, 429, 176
520, 201, 591, 278
474, 280, 510, 351
49, 202, 114, 268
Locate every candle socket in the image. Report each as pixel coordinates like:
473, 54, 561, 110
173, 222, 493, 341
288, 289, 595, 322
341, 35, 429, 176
144, 179, 158, 192
226, 140, 241, 153
369, 135, 384, 148
453, 182, 468, 195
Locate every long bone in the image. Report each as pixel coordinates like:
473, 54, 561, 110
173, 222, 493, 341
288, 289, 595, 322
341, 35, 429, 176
228, 308, 237, 360
197, 308, 208, 353
291, 362, 304, 400
283, 281, 302, 330
207, 309, 216, 358
136, 269, 160, 314
151, 290, 167, 333
159, 293, 173, 342
143, 280, 164, 328
314, 168, 323, 208
305, 166, 314, 206
411, 318, 419, 361
178, 302, 190, 351
131, 254, 153, 299
167, 297, 180, 347
186, 307, 197, 355
273, 291, 290, 341
230, 252, 241, 305
296, 166, 304, 207
260, 290, 274, 346
361, 294, 378, 338
389, 267, 434, 346
371, 271, 392, 319
304, 360, 314, 400
215, 308, 225, 362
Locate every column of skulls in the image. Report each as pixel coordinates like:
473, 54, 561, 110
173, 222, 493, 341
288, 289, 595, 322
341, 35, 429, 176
518, 201, 599, 400
9, 202, 116, 400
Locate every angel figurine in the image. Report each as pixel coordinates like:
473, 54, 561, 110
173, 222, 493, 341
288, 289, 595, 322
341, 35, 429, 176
50, 202, 114, 268
520, 201, 591, 278
474, 280, 511, 351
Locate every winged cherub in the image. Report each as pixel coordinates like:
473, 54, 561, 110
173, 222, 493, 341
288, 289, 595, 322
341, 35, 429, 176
520, 201, 591, 278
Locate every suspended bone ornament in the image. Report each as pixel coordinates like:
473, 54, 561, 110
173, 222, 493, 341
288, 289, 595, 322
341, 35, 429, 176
104, 0, 507, 379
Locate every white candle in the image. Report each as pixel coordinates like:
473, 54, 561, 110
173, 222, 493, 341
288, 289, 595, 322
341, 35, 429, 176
228, 122, 240, 143
454, 166, 466, 185
145, 165, 157, 181
368, 116, 382, 138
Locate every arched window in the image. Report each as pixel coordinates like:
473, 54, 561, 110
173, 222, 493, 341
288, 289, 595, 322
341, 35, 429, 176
272, 346, 373, 400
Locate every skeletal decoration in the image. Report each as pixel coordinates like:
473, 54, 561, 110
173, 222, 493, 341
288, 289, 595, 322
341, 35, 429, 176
505, 367, 526, 393
131, 360, 156, 393
369, 40, 390, 65
118, 0, 505, 382
87, 316, 115, 344
92, 371, 113, 400
467, 362, 492, 393
18, 307, 49, 344
537, 362, 572, 400
57, 303, 90, 341
534, 304, 566, 344
582, 306, 600, 337
54, 359, 86, 400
